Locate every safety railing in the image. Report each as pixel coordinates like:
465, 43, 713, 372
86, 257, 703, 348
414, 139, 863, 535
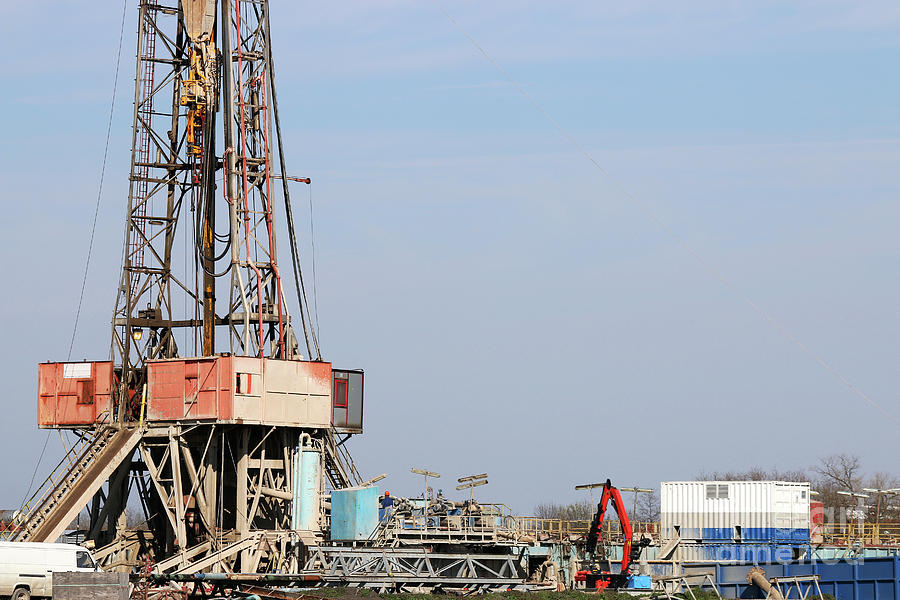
0, 428, 110, 540
504, 516, 660, 542
372, 511, 663, 546
376, 511, 505, 545
372, 513, 900, 548
818, 522, 900, 547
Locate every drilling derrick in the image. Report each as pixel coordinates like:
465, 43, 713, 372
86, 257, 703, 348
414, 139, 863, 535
8, 0, 365, 575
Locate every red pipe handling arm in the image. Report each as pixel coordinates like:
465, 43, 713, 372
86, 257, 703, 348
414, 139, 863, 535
584, 480, 635, 575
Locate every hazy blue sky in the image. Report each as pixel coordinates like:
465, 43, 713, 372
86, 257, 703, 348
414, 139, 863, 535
0, 1, 898, 513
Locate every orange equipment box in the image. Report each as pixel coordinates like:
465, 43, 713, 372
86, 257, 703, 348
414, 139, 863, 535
38, 361, 114, 428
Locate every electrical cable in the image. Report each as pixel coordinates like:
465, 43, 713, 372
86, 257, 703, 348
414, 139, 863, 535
308, 183, 322, 345
194, 201, 233, 274
192, 110, 233, 279
430, 0, 900, 428
16, 0, 129, 521
263, 11, 321, 360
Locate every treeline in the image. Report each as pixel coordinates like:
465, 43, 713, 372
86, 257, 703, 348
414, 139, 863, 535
698, 453, 900, 521
534, 453, 899, 523
535, 489, 660, 522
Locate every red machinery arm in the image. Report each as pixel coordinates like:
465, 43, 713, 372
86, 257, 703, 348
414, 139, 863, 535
584, 479, 636, 575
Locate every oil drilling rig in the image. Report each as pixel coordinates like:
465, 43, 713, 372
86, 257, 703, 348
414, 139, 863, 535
5, 0, 364, 573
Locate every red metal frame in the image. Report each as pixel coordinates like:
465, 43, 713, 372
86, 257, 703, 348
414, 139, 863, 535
333, 378, 348, 408
575, 479, 642, 590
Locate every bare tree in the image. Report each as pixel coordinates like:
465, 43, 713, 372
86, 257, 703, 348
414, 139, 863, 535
127, 507, 149, 530
814, 454, 861, 492
688, 454, 900, 524
634, 489, 660, 522
696, 467, 809, 482
533, 500, 595, 521
863, 472, 900, 522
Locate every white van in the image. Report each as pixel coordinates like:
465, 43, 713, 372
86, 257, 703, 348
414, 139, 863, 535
0, 542, 98, 599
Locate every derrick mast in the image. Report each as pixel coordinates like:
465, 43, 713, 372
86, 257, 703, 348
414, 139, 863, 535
112, 0, 302, 422
10, 0, 364, 575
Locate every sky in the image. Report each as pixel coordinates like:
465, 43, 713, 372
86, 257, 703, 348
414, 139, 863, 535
0, 1, 898, 514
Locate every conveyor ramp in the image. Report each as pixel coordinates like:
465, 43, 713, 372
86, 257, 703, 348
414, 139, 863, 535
13, 427, 142, 543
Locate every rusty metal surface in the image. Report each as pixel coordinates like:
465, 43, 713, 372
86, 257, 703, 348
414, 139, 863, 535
146, 356, 333, 426
181, 0, 216, 42
38, 361, 114, 427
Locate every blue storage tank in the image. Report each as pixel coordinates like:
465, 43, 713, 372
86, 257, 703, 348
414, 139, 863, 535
628, 575, 651, 589
331, 487, 379, 541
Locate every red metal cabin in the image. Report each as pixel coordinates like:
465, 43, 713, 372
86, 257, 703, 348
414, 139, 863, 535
38, 358, 363, 431
38, 361, 114, 427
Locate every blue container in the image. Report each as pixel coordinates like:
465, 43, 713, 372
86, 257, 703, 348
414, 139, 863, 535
627, 575, 651, 590
742, 527, 811, 543
708, 556, 900, 600
702, 527, 734, 541
331, 487, 379, 540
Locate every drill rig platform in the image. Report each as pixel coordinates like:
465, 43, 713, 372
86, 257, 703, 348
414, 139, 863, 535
3, 0, 366, 576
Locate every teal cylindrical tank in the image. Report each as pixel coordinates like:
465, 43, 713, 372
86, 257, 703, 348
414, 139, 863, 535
295, 448, 320, 530
291, 447, 300, 529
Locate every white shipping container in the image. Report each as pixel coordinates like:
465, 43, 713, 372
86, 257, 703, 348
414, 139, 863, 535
660, 481, 810, 542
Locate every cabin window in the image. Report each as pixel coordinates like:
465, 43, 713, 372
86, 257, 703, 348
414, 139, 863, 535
76, 380, 94, 405
76, 550, 94, 569
334, 378, 348, 408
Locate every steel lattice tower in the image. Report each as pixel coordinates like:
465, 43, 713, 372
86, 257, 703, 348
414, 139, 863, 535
8, 0, 363, 575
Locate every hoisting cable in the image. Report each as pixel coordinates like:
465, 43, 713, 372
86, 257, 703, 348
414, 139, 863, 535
21, 0, 129, 517
308, 182, 322, 344
263, 13, 321, 360
194, 106, 233, 277
194, 197, 233, 275
430, 0, 900, 428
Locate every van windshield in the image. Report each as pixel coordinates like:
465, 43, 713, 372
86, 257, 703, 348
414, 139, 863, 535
76, 550, 95, 569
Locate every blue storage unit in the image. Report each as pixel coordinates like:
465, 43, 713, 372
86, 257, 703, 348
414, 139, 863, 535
742, 527, 811, 543
627, 575, 651, 590
662, 481, 811, 545
680, 544, 798, 563
703, 527, 735, 541
708, 557, 900, 600
695, 527, 812, 543
331, 486, 379, 540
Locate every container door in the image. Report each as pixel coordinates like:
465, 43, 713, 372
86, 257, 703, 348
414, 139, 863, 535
773, 486, 792, 540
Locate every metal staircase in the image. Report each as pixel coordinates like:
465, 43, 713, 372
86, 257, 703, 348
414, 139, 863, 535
322, 431, 361, 489
8, 426, 142, 543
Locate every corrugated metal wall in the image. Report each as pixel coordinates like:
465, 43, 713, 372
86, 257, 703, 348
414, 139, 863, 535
711, 557, 900, 600
661, 481, 810, 543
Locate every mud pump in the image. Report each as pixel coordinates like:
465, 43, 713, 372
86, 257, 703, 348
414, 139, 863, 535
575, 479, 651, 590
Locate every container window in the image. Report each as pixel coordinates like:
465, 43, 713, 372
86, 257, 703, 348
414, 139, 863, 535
334, 378, 348, 408
236, 373, 252, 394
707, 484, 729, 499
801, 491, 807, 499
